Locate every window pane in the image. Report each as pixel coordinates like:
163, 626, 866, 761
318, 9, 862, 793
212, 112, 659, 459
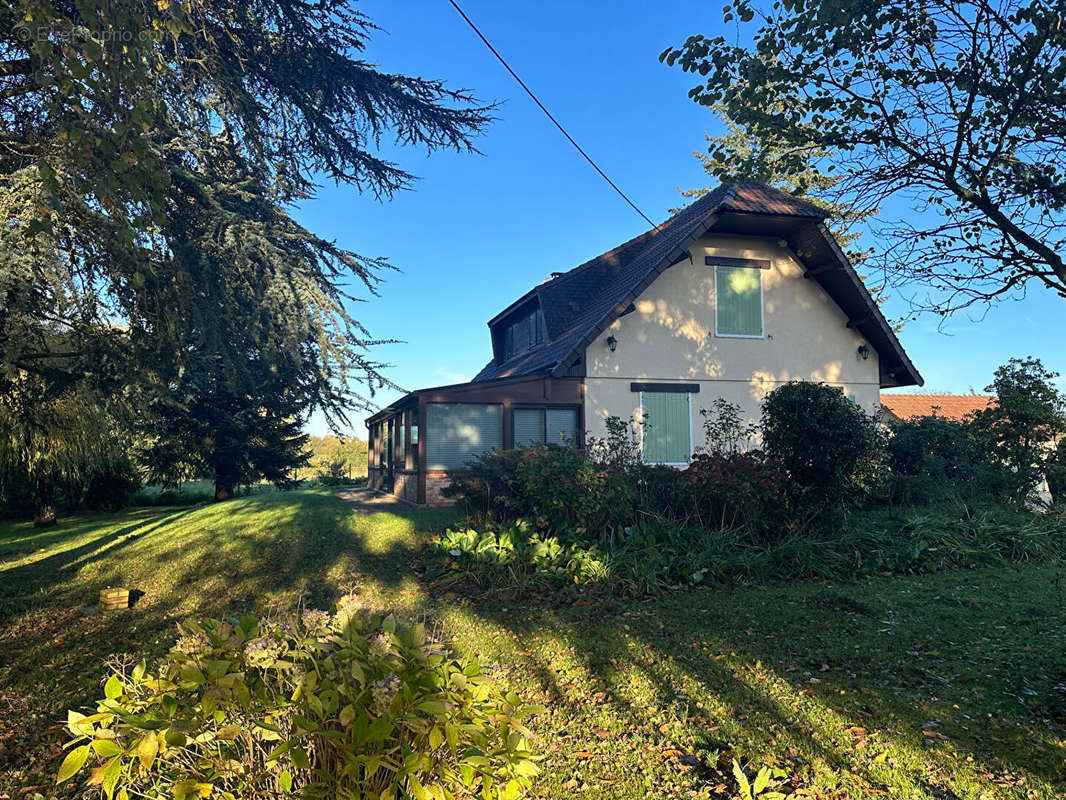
545, 408, 578, 446
642, 392, 690, 464
513, 408, 545, 446
426, 404, 503, 470
716, 265, 762, 336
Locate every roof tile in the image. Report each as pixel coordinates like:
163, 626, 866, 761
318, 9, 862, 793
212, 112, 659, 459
880, 394, 994, 422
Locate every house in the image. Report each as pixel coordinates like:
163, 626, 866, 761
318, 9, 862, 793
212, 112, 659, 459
879, 394, 994, 423
366, 182, 923, 504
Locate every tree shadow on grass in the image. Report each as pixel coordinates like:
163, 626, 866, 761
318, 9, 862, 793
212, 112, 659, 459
0, 508, 197, 622
0, 492, 455, 791
456, 571, 1066, 799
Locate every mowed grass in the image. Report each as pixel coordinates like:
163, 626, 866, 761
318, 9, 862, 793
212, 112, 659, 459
1, 491, 1064, 799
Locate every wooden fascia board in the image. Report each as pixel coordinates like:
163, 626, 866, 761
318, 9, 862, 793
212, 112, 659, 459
809, 223, 923, 387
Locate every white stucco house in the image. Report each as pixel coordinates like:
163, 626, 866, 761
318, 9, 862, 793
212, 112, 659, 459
367, 181, 923, 503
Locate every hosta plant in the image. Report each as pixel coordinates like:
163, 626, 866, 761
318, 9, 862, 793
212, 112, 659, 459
58, 598, 541, 800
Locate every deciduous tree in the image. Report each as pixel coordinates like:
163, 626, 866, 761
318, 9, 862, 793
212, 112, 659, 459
662, 0, 1066, 314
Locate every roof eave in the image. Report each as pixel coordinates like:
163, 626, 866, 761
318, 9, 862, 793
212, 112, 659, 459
550, 207, 726, 378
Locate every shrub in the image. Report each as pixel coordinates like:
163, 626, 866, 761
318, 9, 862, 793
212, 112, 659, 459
445, 445, 634, 536
427, 504, 1066, 598
683, 450, 787, 538
884, 415, 1011, 505
514, 445, 634, 534
59, 600, 541, 800
698, 398, 758, 456
761, 382, 880, 509
970, 357, 1066, 504
79, 456, 142, 511
442, 448, 529, 523
632, 464, 687, 521
585, 415, 642, 471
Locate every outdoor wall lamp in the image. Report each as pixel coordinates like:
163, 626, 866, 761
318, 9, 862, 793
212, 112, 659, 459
857, 344, 871, 361
606, 335, 618, 352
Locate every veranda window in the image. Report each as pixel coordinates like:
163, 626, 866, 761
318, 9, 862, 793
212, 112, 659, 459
513, 407, 579, 447
426, 403, 503, 470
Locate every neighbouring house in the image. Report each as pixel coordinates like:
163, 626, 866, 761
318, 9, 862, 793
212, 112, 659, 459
879, 393, 995, 423
366, 182, 923, 504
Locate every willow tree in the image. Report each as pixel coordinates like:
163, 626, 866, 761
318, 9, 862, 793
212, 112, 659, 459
1, 0, 492, 500
662, 0, 1066, 314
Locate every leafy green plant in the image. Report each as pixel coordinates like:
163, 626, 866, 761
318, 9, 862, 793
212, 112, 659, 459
698, 398, 758, 456
761, 382, 880, 511
970, 357, 1066, 505
884, 415, 1012, 505
444, 445, 634, 536
732, 759, 786, 800
58, 600, 541, 800
683, 450, 786, 538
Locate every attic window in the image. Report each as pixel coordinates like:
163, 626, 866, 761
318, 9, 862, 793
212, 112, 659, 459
503, 308, 547, 361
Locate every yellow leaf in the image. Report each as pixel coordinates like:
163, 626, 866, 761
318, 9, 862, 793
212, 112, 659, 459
138, 733, 158, 770
57, 744, 91, 783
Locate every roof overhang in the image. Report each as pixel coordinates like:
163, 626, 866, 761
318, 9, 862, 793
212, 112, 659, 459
550, 209, 923, 388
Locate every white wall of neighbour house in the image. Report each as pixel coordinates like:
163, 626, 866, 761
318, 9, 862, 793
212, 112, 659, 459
583, 234, 881, 455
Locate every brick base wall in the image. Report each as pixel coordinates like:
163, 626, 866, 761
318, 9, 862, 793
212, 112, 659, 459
367, 467, 383, 491
394, 471, 419, 504
424, 473, 453, 505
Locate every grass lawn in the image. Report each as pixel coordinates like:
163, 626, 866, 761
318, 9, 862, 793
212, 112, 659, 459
1, 490, 1064, 798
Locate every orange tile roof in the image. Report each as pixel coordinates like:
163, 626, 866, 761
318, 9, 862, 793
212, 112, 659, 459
880, 394, 994, 422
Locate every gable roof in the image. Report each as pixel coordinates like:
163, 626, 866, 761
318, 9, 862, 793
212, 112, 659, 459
880, 394, 994, 422
473, 181, 922, 388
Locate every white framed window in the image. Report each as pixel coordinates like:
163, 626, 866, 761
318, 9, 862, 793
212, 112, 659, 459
714, 264, 764, 337
640, 391, 692, 465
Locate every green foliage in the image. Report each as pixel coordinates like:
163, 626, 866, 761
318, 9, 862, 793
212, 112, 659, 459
443, 445, 634, 535
302, 435, 369, 484
426, 521, 742, 598
4, 493, 1066, 799
761, 382, 880, 509
0, 374, 135, 522
661, 0, 1066, 313
2, 1, 492, 504
59, 601, 540, 800
426, 503, 1066, 597
733, 759, 787, 800
970, 357, 1066, 504
683, 451, 787, 538
678, 116, 875, 267
697, 399, 759, 457
885, 415, 1012, 505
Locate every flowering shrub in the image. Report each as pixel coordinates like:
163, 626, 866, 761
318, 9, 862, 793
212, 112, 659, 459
513, 444, 634, 534
683, 450, 787, 538
58, 600, 541, 800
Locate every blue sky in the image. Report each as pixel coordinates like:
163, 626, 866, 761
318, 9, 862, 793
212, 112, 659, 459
298, 0, 1065, 437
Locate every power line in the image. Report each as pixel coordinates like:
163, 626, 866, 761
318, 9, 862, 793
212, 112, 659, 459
445, 0, 658, 230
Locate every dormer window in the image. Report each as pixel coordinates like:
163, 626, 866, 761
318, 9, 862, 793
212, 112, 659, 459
503, 307, 547, 361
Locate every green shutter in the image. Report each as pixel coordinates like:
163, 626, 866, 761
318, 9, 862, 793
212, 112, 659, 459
716, 265, 762, 336
642, 392, 691, 463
